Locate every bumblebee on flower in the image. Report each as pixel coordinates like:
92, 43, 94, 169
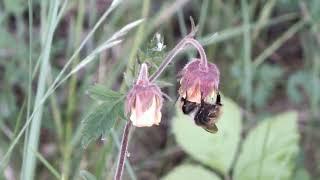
116, 21, 222, 180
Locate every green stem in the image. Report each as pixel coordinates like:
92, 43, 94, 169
120, 0, 150, 91
241, 0, 253, 112
63, 0, 85, 178
21, 0, 60, 179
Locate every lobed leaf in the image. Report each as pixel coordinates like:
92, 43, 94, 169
87, 84, 123, 102
234, 111, 300, 180
80, 98, 125, 148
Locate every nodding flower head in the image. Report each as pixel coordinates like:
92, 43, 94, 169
178, 58, 220, 103
125, 63, 163, 127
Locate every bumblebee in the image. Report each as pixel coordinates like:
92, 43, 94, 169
181, 92, 222, 133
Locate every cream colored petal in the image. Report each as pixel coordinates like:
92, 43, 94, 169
154, 111, 162, 125
187, 83, 202, 103
130, 97, 160, 127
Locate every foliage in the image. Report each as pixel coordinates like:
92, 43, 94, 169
0, 0, 319, 179
253, 64, 284, 108
81, 85, 125, 148
234, 112, 299, 180
138, 33, 167, 67
173, 96, 300, 179
173, 95, 241, 174
162, 164, 221, 180
79, 170, 97, 180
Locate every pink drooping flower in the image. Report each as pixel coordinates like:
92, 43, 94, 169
125, 63, 163, 127
179, 58, 220, 103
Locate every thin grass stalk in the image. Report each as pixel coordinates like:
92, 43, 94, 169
21, 0, 60, 179
253, 20, 306, 67
121, 0, 150, 91
311, 25, 320, 119
198, 0, 209, 37
0, 0, 128, 167
241, 0, 253, 112
21, 0, 33, 177
32, 148, 61, 179
62, 0, 85, 178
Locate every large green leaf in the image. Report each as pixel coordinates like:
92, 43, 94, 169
234, 112, 300, 180
172, 96, 242, 174
80, 99, 125, 148
161, 164, 221, 180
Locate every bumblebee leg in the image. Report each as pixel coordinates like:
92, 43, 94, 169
216, 92, 222, 106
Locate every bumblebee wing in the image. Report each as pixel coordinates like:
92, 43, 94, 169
203, 124, 218, 133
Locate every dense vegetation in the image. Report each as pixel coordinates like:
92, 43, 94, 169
0, 0, 319, 179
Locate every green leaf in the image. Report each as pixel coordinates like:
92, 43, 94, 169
172, 96, 242, 174
87, 84, 123, 102
161, 164, 221, 180
79, 170, 97, 180
234, 112, 300, 180
80, 99, 125, 148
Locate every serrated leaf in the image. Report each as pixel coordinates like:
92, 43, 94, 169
87, 84, 123, 102
172, 96, 242, 174
234, 112, 300, 180
79, 170, 97, 180
81, 99, 125, 148
123, 72, 134, 87
162, 164, 221, 180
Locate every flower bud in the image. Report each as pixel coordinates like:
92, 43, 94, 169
125, 64, 163, 127
178, 58, 220, 103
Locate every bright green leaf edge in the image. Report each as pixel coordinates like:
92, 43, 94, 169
161, 164, 221, 180
234, 111, 300, 180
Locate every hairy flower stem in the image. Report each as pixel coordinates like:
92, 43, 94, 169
150, 32, 208, 82
114, 121, 132, 180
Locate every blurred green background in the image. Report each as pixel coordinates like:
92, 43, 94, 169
0, 0, 319, 179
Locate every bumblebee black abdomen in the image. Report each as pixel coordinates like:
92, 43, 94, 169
180, 92, 222, 134
194, 104, 215, 125
194, 110, 209, 125
181, 97, 198, 114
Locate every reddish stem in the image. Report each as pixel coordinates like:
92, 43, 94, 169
114, 121, 132, 180
149, 35, 208, 82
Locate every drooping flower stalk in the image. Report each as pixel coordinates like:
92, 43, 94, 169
150, 30, 208, 81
